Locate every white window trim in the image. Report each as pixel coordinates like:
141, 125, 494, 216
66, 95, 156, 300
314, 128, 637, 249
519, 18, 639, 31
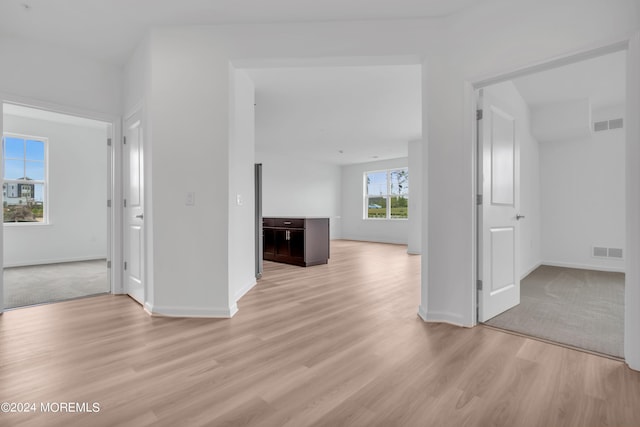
363, 168, 409, 220
2, 132, 50, 225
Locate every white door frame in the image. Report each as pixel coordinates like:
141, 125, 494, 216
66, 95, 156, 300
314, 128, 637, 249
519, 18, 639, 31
466, 34, 640, 370
0, 94, 123, 313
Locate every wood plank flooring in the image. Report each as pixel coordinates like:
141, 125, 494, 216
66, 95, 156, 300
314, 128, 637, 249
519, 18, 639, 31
1, 240, 639, 426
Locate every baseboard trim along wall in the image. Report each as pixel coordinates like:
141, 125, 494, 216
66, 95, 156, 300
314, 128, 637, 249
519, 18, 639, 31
4, 255, 107, 268
234, 279, 257, 302
521, 262, 542, 280
418, 305, 428, 322
144, 303, 239, 318
541, 260, 625, 274
339, 237, 409, 246
418, 305, 468, 327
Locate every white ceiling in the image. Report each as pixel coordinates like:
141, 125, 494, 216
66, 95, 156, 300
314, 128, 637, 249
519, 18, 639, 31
512, 50, 626, 110
247, 65, 422, 165
0, 0, 482, 65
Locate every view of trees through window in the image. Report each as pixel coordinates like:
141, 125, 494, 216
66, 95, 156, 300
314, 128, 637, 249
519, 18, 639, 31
2, 135, 47, 223
365, 168, 408, 219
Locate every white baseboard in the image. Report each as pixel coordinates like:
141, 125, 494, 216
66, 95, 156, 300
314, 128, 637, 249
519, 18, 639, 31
145, 303, 238, 318
234, 279, 257, 302
541, 260, 625, 273
418, 305, 468, 327
338, 237, 408, 245
4, 255, 107, 268
521, 262, 542, 279
417, 305, 428, 321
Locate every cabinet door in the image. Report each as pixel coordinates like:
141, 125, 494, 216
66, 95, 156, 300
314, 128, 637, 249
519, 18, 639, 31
263, 228, 276, 260
275, 229, 290, 259
289, 229, 305, 260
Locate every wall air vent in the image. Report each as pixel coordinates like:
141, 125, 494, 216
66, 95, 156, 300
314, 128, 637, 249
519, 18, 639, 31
594, 118, 623, 132
608, 248, 623, 259
592, 246, 623, 259
608, 118, 624, 130
593, 246, 608, 257
594, 121, 609, 132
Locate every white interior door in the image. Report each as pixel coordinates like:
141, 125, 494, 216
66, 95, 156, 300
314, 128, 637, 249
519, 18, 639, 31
124, 111, 144, 305
478, 89, 521, 322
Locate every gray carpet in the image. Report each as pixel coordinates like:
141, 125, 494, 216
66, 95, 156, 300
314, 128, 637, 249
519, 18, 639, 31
3, 260, 109, 309
485, 265, 624, 358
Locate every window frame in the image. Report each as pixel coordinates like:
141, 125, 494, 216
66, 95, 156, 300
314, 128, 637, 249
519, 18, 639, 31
363, 167, 409, 220
2, 132, 49, 226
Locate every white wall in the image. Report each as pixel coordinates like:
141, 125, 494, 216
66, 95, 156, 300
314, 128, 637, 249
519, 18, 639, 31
408, 140, 422, 254
483, 81, 542, 279
341, 157, 409, 245
531, 99, 592, 143
229, 68, 257, 305
0, 35, 121, 116
540, 105, 625, 272
3, 114, 108, 267
256, 150, 342, 239
144, 30, 232, 316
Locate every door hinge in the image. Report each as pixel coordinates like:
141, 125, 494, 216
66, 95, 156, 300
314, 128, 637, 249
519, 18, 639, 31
476, 109, 483, 120
123, 136, 127, 145
477, 279, 483, 290
124, 261, 128, 271
107, 260, 111, 269
124, 199, 127, 208
476, 194, 483, 205
107, 138, 112, 147
107, 199, 112, 208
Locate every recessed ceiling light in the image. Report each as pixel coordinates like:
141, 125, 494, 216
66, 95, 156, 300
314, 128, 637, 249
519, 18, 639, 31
21, 3, 31, 10
338, 150, 344, 154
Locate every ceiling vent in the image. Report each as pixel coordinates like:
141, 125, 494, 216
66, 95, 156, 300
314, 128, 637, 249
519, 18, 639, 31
594, 118, 623, 132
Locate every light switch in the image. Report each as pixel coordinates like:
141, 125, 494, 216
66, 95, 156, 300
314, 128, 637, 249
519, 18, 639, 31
236, 194, 243, 206
186, 192, 195, 206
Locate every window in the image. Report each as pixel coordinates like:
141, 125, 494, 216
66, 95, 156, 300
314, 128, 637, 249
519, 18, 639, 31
364, 168, 408, 219
2, 134, 47, 223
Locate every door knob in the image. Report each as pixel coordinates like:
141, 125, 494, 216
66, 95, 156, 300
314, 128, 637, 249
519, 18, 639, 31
516, 214, 525, 220
136, 214, 144, 219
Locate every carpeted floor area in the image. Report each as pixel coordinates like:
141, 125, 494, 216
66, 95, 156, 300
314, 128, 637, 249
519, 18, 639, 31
3, 260, 109, 309
485, 265, 624, 358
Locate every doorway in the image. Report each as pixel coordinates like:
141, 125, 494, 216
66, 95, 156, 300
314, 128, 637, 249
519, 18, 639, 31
2, 103, 113, 309
475, 50, 627, 358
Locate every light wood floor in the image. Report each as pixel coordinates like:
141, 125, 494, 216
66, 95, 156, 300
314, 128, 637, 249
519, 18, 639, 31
1, 240, 639, 427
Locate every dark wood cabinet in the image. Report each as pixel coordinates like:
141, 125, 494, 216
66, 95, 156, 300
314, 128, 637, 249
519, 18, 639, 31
263, 217, 329, 266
